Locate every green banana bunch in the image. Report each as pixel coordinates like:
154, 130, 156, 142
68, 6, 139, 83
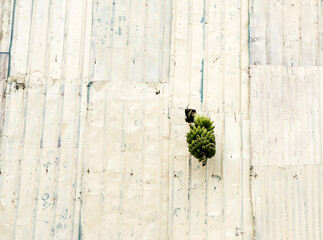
186, 115, 216, 166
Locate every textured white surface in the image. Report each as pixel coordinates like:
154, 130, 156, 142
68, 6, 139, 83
3, 0, 322, 239
250, 65, 323, 239
0, 0, 14, 52
0, 0, 163, 239
168, 0, 253, 239
250, 1, 323, 239
0, 0, 172, 239
250, 0, 322, 66
0, 54, 8, 135
0, 0, 254, 239
251, 66, 321, 166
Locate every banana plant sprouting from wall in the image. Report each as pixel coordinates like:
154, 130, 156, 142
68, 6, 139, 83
185, 109, 216, 166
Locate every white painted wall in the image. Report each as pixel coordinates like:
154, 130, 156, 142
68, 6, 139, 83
250, 0, 323, 239
250, 66, 323, 239
0, 0, 322, 239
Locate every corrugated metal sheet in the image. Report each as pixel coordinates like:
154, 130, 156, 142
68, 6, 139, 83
168, 0, 253, 239
250, 0, 323, 239
250, 66, 323, 239
2, 0, 322, 239
0, 0, 254, 239
250, 1, 323, 239
0, 0, 172, 239
250, 0, 322, 66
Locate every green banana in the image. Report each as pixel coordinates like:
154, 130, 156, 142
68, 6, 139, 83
186, 115, 216, 166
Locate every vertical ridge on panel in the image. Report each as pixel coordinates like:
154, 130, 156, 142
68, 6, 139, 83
223, 113, 242, 239
49, 0, 70, 237
249, 0, 266, 65
267, 167, 273, 239
33, 78, 61, 240
274, 166, 281, 240
319, 68, 323, 239
48, 0, 67, 80
241, 114, 252, 240
102, 85, 124, 239
168, 0, 191, 238
319, 0, 323, 65
282, 0, 300, 66
268, 0, 283, 65
292, 166, 300, 240
52, 0, 87, 237
109, 0, 136, 238
160, 0, 172, 83
223, 0, 242, 238
0, 83, 24, 239
52, 80, 80, 239
145, 0, 162, 82
81, 82, 107, 239
128, 0, 145, 82
205, 0, 224, 238
240, 0, 252, 237
71, 0, 93, 238
117, 85, 145, 239
12, 0, 45, 238
141, 86, 164, 238
159, 83, 170, 240
297, 167, 305, 240
10, 0, 33, 77
319, 165, 323, 239
0, 0, 15, 51
0, 54, 9, 135
189, 0, 204, 108
29, 0, 52, 238
14, 83, 44, 240
287, 167, 295, 238
64, 0, 85, 79
91, 1, 113, 81
300, 0, 319, 65
110, 0, 129, 82
280, 167, 286, 239
189, 0, 208, 239
79, 0, 93, 83
71, 81, 88, 240
240, 0, 250, 114
308, 166, 316, 239
28, 0, 50, 80
113, 85, 139, 239
310, 67, 321, 165
224, 0, 241, 113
